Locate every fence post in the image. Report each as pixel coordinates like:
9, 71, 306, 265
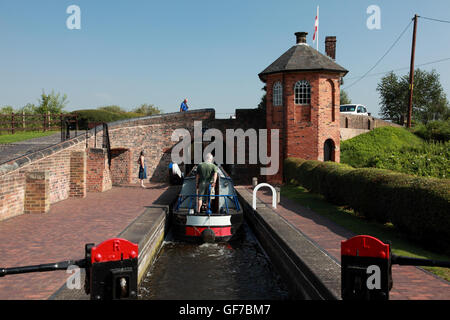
11, 112, 15, 134
75, 114, 78, 137
43, 113, 46, 132
47, 111, 50, 131
22, 111, 25, 130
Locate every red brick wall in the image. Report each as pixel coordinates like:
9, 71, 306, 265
98, 111, 216, 184
0, 141, 86, 221
69, 151, 86, 198
0, 109, 267, 221
110, 148, 132, 185
0, 174, 25, 220
86, 148, 112, 193
265, 71, 342, 184
24, 171, 50, 214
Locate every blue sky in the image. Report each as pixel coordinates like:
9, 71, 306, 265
1, 0, 450, 118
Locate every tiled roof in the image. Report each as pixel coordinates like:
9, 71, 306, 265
259, 44, 348, 81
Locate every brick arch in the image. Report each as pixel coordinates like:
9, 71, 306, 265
326, 79, 336, 122
323, 138, 336, 162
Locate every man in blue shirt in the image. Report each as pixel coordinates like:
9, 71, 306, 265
180, 99, 189, 112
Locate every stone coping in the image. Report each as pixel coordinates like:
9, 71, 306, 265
237, 187, 341, 300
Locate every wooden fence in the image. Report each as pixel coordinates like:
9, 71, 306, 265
0, 113, 78, 135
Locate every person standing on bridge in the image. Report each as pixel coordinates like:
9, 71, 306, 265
180, 98, 189, 112
196, 153, 218, 213
138, 150, 147, 188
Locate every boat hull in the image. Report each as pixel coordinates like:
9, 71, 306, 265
172, 212, 244, 243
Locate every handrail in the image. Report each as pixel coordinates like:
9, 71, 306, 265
102, 123, 112, 168
252, 183, 277, 210
175, 194, 239, 214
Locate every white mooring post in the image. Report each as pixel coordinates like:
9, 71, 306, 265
253, 183, 277, 210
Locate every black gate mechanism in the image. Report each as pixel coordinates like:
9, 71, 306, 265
341, 235, 450, 300
0, 238, 138, 300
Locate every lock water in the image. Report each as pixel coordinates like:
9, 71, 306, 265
138, 223, 290, 300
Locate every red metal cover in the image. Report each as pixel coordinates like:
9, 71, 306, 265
341, 235, 389, 259
90, 238, 138, 263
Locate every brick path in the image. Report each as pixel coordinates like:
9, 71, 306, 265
0, 184, 168, 300
243, 186, 450, 300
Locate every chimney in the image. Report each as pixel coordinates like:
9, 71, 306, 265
295, 32, 308, 44
325, 36, 336, 60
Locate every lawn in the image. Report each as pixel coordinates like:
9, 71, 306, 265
0, 131, 59, 144
282, 184, 450, 282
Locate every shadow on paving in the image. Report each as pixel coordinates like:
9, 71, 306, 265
257, 188, 355, 241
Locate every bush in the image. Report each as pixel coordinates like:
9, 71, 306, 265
74, 109, 142, 130
343, 168, 405, 223
367, 141, 450, 179
284, 158, 305, 184
296, 160, 323, 192
413, 120, 450, 142
283, 158, 450, 252
342, 126, 449, 179
311, 161, 354, 205
387, 176, 450, 249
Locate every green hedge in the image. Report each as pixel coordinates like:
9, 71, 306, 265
73, 109, 142, 130
284, 158, 450, 252
284, 158, 306, 185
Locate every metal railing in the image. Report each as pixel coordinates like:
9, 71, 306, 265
175, 186, 241, 214
0, 113, 77, 135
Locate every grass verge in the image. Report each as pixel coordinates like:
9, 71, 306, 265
0, 131, 59, 144
282, 184, 450, 282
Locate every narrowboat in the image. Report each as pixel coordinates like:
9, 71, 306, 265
171, 165, 244, 243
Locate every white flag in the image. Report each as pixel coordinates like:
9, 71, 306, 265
313, 6, 319, 50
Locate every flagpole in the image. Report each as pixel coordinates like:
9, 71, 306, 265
317, 6, 319, 51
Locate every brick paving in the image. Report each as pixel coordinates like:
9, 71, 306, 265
1, 180, 448, 300
243, 186, 450, 300
0, 183, 168, 300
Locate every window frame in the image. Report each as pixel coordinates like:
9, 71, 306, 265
294, 80, 311, 105
272, 81, 283, 107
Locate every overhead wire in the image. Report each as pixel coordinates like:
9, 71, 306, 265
342, 14, 450, 89
342, 19, 413, 90
344, 57, 450, 81
419, 16, 450, 24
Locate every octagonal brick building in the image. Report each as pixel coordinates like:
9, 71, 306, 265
259, 32, 348, 184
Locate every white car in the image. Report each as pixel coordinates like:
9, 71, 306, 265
340, 104, 369, 116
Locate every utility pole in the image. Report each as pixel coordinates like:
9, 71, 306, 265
407, 14, 418, 128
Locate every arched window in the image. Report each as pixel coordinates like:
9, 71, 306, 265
294, 80, 311, 105
273, 82, 283, 106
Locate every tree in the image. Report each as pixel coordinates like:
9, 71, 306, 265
98, 105, 125, 113
133, 104, 161, 116
0, 106, 14, 114
35, 90, 69, 114
377, 69, 449, 125
18, 103, 37, 114
340, 89, 352, 105
377, 72, 408, 124
257, 85, 267, 114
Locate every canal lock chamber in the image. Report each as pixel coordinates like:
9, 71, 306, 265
49, 186, 341, 300
135, 186, 341, 300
